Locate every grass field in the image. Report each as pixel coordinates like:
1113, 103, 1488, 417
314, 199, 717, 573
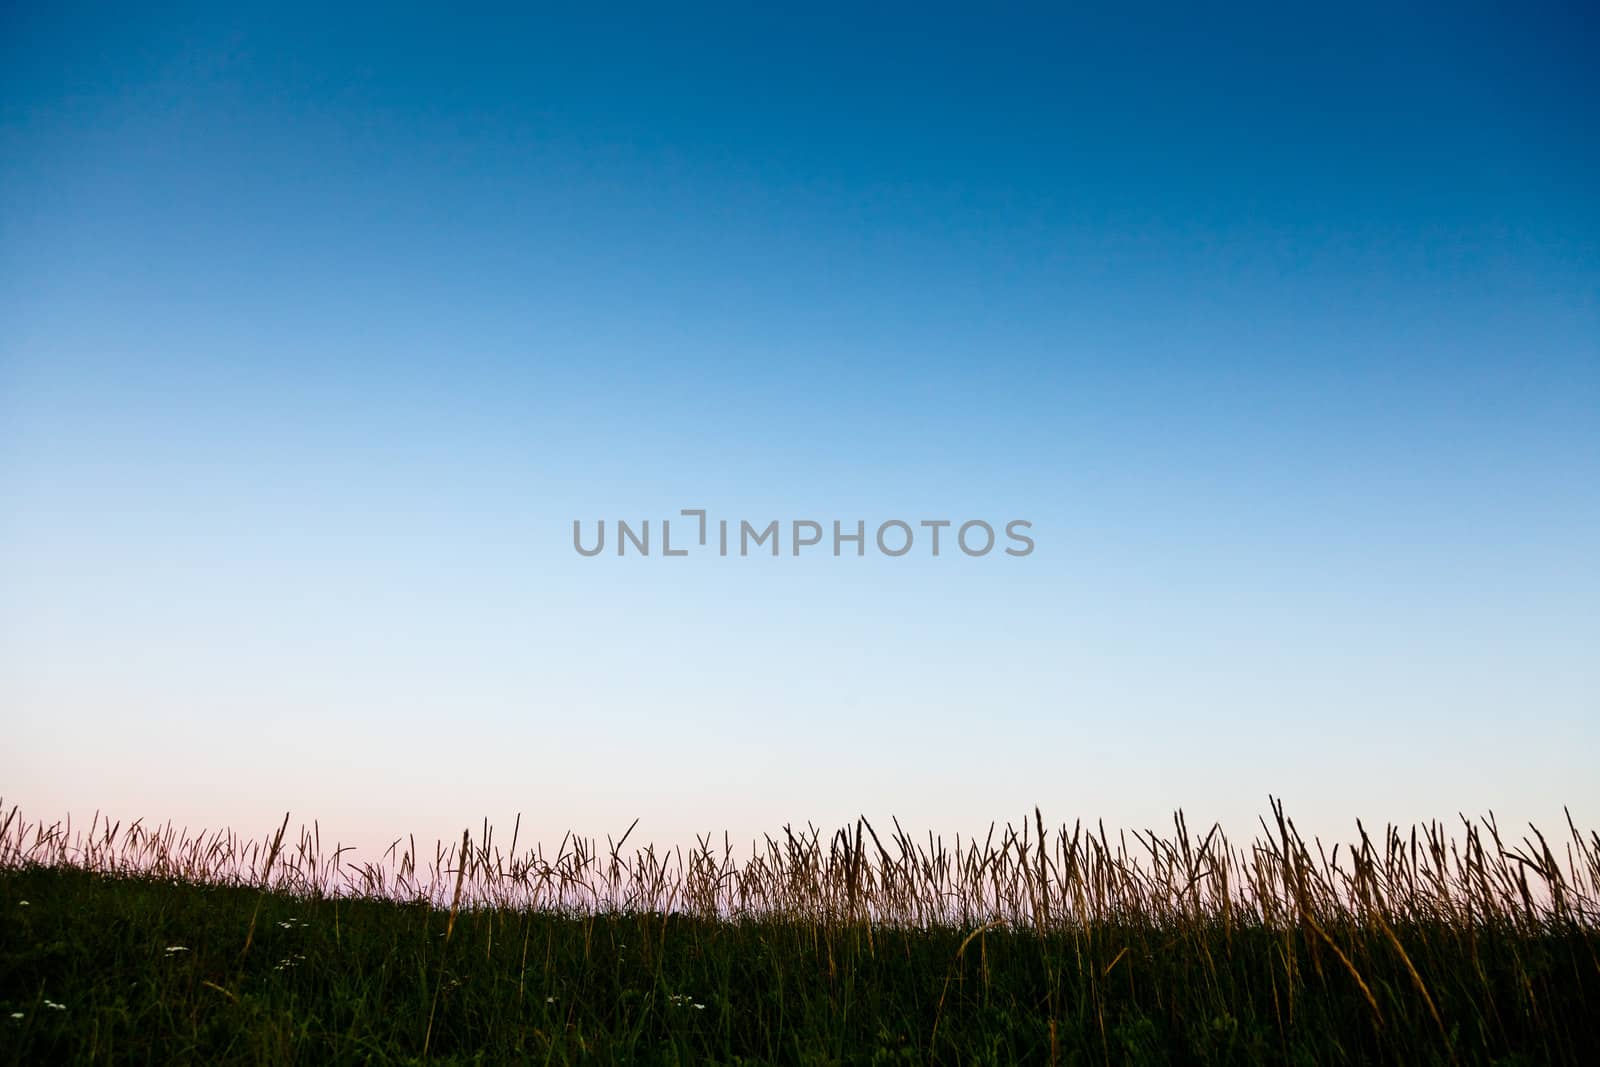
2, 801, 1597, 1064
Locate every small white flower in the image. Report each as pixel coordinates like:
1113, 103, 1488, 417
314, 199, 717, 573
694, 1003, 706, 1010
164, 946, 189, 954
16, 901, 28, 907
43, 999, 65, 1011
545, 996, 558, 1004
9, 1012, 22, 1020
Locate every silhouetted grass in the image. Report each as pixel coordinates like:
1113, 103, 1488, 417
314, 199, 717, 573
2, 800, 1596, 1063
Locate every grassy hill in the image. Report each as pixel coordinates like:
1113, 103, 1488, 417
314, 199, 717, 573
3, 804, 1597, 1063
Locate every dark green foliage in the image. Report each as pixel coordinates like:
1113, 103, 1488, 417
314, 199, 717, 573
3, 866, 1597, 1065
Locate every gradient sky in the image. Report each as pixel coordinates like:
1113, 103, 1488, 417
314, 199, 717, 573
3, 6, 1597, 857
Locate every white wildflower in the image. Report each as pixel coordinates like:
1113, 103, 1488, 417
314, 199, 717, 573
43, 999, 65, 1011
9, 1012, 22, 1020
164, 946, 189, 955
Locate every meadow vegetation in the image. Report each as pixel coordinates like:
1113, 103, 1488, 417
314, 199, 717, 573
2, 799, 1597, 1064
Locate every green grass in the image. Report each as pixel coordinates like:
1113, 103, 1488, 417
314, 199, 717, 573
2, 802, 1597, 1064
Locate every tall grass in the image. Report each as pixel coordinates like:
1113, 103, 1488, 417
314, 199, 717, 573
6, 799, 1596, 930
2, 798, 1597, 1063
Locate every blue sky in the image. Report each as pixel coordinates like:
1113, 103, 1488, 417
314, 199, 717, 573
3, 5, 1596, 853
